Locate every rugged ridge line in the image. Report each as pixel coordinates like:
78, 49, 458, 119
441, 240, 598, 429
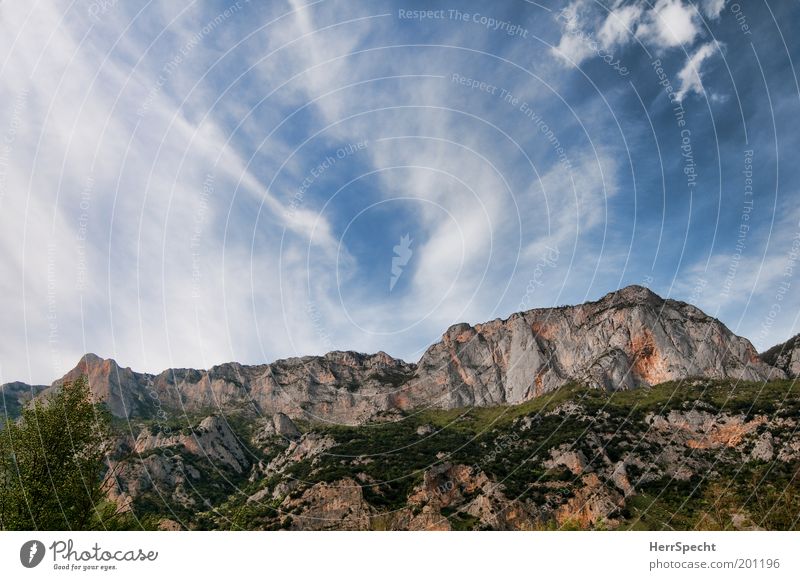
761, 333, 800, 378
2, 286, 789, 423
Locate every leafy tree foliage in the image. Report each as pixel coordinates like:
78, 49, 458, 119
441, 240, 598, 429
0, 376, 112, 530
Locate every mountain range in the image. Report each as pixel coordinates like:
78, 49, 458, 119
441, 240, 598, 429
2, 285, 799, 530
2, 285, 794, 423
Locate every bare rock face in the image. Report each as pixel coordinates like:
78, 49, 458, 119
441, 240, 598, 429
263, 433, 336, 476
25, 285, 787, 423
280, 478, 375, 531
646, 409, 767, 451
272, 413, 301, 439
544, 445, 589, 476
98, 351, 412, 424
253, 413, 301, 446
52, 353, 155, 418
106, 414, 251, 512
398, 286, 783, 410
277, 463, 540, 531
245, 351, 415, 423
157, 519, 182, 531
555, 473, 622, 528
105, 452, 202, 512
751, 433, 775, 462
761, 333, 800, 378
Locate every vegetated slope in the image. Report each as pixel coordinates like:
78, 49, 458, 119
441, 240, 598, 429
105, 378, 800, 531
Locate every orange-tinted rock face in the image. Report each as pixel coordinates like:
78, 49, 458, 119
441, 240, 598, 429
534, 371, 544, 395
389, 391, 411, 410
686, 417, 767, 449
400, 462, 538, 531
555, 474, 621, 528
280, 478, 375, 531
403, 285, 784, 411
530, 321, 556, 341
455, 330, 474, 343
649, 409, 768, 451
630, 330, 669, 385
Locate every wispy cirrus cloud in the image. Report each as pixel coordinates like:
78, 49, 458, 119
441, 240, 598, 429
1, 0, 798, 385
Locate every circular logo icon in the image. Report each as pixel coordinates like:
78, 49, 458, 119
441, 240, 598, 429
20, 540, 46, 568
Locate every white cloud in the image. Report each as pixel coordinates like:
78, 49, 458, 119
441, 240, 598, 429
637, 0, 700, 49
598, 4, 643, 48
700, 0, 726, 20
675, 204, 800, 351
0, 0, 650, 386
552, 33, 595, 66
552, 0, 704, 69
551, 1, 729, 104
675, 42, 719, 101
551, 0, 594, 65
0, 0, 347, 383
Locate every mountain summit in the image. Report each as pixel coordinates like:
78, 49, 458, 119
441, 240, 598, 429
398, 285, 783, 410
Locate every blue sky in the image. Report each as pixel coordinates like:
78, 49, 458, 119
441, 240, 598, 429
1, 0, 799, 384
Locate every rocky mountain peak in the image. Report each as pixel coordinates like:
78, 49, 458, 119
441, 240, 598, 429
60, 352, 117, 378
598, 284, 660, 305
51, 353, 152, 418
400, 286, 784, 410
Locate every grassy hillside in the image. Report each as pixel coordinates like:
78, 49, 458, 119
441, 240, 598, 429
161, 378, 800, 530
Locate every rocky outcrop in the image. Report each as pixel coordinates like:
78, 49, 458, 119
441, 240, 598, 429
280, 478, 375, 531
544, 444, 589, 475
555, 473, 622, 528
646, 409, 767, 451
402, 463, 539, 530
252, 409, 792, 531
762, 333, 800, 378
157, 519, 182, 531
272, 463, 540, 531
0, 381, 46, 421
151, 351, 416, 425
133, 415, 250, 473
262, 433, 336, 476
105, 414, 252, 512
253, 413, 301, 444
398, 286, 783, 410
105, 451, 202, 512
105, 377, 800, 530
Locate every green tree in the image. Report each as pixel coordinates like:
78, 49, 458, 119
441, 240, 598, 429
0, 376, 112, 530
